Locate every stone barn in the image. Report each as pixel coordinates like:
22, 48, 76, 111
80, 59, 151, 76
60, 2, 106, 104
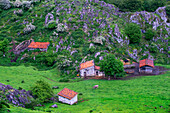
79, 60, 105, 78
139, 59, 154, 74
58, 88, 78, 105
27, 42, 50, 51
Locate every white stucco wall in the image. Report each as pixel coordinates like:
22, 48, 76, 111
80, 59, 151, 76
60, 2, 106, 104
58, 95, 78, 105
80, 66, 95, 77
95, 70, 105, 76
70, 95, 78, 105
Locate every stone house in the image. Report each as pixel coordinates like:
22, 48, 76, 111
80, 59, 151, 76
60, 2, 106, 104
139, 59, 154, 74
27, 42, 50, 51
58, 88, 78, 105
79, 60, 105, 78
121, 59, 138, 74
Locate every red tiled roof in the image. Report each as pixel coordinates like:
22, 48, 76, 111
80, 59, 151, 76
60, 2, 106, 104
28, 42, 50, 49
80, 60, 94, 70
95, 66, 100, 70
58, 88, 78, 100
139, 59, 154, 68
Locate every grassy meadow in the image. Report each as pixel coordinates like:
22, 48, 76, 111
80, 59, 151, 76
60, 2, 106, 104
0, 65, 170, 113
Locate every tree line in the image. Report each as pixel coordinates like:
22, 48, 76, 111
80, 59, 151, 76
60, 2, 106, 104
101, 0, 167, 12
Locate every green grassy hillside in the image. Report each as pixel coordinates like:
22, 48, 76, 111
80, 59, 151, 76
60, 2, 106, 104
0, 0, 169, 75
0, 0, 170, 112
0, 65, 169, 113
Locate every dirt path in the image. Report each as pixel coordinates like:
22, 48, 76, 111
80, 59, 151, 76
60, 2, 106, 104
85, 66, 170, 80
42, 76, 57, 82
115, 66, 170, 80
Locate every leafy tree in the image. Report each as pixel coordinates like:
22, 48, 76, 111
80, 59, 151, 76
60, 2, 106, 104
125, 23, 142, 44
143, 0, 166, 12
99, 54, 125, 79
123, 0, 142, 12
144, 28, 156, 40
36, 51, 57, 66
0, 38, 9, 56
166, 5, 170, 16
30, 80, 54, 103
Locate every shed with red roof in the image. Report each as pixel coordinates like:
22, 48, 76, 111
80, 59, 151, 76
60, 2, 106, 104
139, 59, 154, 73
58, 88, 78, 105
27, 42, 50, 51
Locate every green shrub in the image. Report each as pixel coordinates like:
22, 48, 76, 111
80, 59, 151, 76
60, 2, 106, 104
125, 23, 142, 44
47, 21, 56, 29
24, 62, 30, 67
89, 46, 96, 54
30, 80, 54, 103
167, 1, 170, 5
99, 54, 125, 79
0, 9, 2, 13
143, 0, 166, 12
59, 77, 69, 82
168, 51, 170, 54
165, 5, 170, 16
70, 29, 86, 40
72, 44, 80, 48
25, 98, 38, 109
145, 28, 156, 40
0, 99, 10, 109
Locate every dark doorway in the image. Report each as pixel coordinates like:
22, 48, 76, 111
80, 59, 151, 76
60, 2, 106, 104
84, 72, 87, 78
96, 71, 98, 76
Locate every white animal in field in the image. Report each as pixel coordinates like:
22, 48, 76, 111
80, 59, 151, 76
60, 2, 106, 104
93, 85, 98, 89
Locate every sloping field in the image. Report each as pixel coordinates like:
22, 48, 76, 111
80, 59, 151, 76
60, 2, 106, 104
0, 65, 169, 113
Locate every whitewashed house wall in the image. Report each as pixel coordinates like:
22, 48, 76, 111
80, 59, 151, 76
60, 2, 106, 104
80, 66, 95, 77
95, 70, 105, 76
70, 95, 78, 105
58, 95, 78, 105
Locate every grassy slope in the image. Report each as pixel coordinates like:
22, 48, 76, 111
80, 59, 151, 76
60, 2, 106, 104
0, 65, 169, 113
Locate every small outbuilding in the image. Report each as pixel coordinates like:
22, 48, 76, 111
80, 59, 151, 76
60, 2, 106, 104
58, 88, 78, 105
27, 42, 50, 51
79, 60, 105, 78
139, 59, 154, 74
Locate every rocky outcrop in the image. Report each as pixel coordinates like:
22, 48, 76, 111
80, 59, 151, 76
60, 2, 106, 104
0, 83, 33, 108
129, 7, 169, 32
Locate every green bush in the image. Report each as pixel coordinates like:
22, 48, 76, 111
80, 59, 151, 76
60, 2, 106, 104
166, 5, 170, 16
168, 51, 170, 54
0, 99, 10, 109
59, 77, 69, 82
167, 1, 170, 5
103, 0, 166, 12
99, 54, 125, 79
0, 9, 2, 13
30, 80, 54, 103
24, 62, 30, 67
70, 29, 86, 40
89, 46, 96, 54
125, 23, 142, 44
25, 98, 38, 109
47, 21, 56, 29
143, 0, 166, 12
144, 28, 156, 40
